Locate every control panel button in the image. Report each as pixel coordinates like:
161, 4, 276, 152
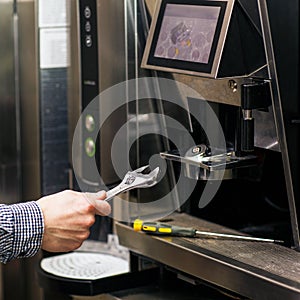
85, 21, 91, 32
85, 35, 92, 47
85, 114, 95, 132
84, 6, 91, 19
85, 138, 96, 157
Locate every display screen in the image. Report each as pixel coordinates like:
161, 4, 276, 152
143, 0, 229, 76
154, 4, 220, 64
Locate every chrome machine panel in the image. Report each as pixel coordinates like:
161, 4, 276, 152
0, 1, 42, 300
0, 0, 21, 205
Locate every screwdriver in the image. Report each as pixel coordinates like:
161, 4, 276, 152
133, 219, 284, 244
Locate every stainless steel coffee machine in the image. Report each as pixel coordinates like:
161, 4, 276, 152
134, 0, 299, 237
119, 0, 300, 298
39, 0, 300, 299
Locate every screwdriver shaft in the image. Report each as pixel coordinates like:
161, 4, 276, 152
195, 230, 284, 243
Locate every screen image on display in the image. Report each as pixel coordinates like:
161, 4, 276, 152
154, 4, 221, 64
142, 0, 232, 77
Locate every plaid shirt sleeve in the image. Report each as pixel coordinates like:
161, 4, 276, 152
0, 201, 44, 264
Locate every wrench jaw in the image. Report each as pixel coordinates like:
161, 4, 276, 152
104, 165, 160, 202
139, 167, 160, 188
128, 166, 160, 189
134, 165, 151, 174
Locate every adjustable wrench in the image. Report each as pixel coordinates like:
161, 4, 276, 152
103, 165, 160, 201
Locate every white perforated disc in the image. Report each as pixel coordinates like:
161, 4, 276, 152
40, 252, 129, 280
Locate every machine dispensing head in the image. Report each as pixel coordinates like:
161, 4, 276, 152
160, 144, 257, 181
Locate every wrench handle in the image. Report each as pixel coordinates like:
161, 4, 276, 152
105, 185, 129, 201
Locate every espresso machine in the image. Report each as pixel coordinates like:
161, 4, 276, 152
115, 1, 300, 299
38, 0, 300, 299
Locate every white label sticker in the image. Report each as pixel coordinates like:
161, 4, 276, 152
40, 28, 70, 69
39, 0, 70, 27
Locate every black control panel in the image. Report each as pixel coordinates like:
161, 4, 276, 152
79, 0, 100, 187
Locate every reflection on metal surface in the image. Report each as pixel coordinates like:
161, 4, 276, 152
253, 108, 279, 151
123, 0, 181, 219
0, 0, 20, 204
19, 0, 41, 200
0, 2, 42, 300
0, 2, 18, 299
173, 75, 242, 106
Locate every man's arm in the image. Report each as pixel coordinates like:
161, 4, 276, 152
0, 190, 110, 264
0, 201, 44, 263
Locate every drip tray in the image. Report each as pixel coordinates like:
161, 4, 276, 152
37, 235, 159, 296
116, 212, 300, 300
40, 252, 129, 280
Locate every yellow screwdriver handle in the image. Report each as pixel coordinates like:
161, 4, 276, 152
133, 219, 196, 237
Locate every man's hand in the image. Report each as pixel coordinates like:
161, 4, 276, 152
37, 190, 111, 253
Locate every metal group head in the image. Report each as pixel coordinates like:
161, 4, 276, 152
104, 165, 160, 201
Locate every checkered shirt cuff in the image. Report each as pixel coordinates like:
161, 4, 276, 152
0, 201, 44, 263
